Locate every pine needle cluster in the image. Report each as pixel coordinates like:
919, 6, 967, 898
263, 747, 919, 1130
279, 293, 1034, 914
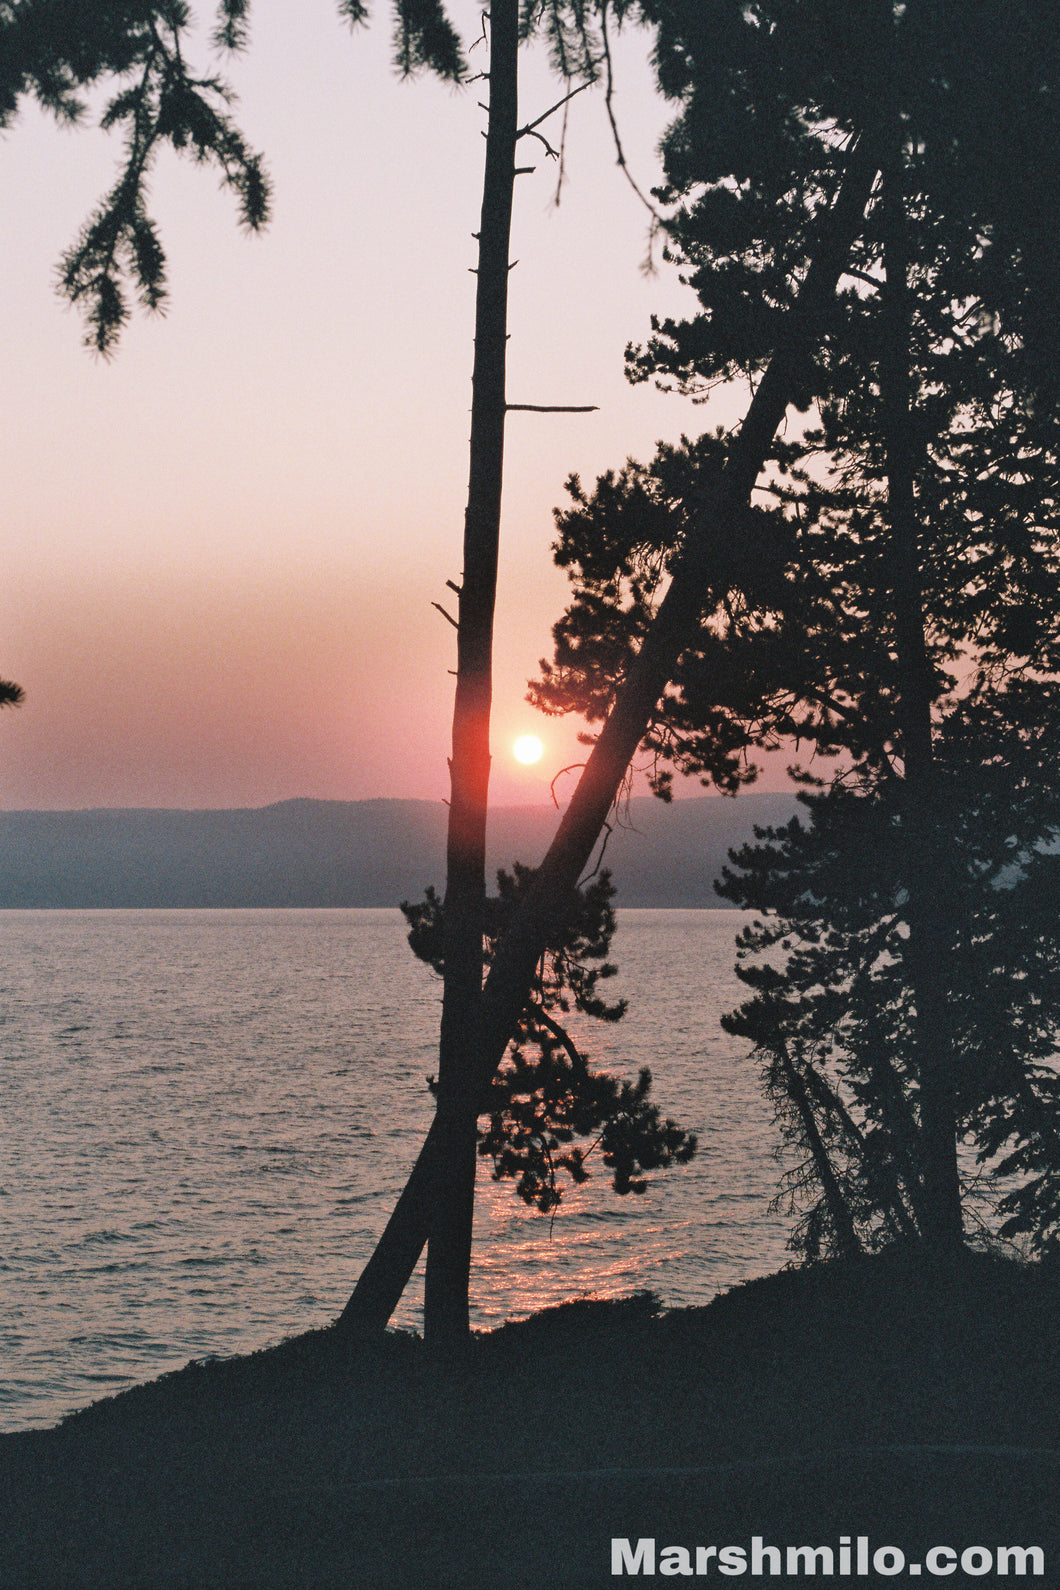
402, 865, 696, 1213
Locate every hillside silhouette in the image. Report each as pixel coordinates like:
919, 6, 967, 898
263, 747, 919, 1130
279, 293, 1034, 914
0, 792, 798, 909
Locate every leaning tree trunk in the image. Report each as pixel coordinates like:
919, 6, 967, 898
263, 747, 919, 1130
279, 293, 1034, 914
879, 153, 964, 1255
424, 0, 520, 1345
767, 1025, 862, 1260
336, 126, 886, 1338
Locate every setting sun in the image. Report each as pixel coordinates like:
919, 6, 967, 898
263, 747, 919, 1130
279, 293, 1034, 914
512, 735, 543, 765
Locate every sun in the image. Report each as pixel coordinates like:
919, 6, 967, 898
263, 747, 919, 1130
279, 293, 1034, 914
512, 734, 543, 765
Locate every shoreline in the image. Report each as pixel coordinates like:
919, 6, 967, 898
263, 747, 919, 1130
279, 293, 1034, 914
2, 1251, 1057, 1587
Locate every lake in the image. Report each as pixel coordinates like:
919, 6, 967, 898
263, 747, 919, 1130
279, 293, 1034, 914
0, 908, 793, 1431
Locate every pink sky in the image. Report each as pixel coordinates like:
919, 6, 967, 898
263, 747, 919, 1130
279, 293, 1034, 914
1, 0, 757, 811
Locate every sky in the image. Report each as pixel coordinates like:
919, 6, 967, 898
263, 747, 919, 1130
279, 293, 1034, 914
1, 0, 753, 811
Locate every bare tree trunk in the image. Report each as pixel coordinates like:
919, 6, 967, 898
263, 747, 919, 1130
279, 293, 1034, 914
424, 0, 519, 1346
770, 1030, 862, 1259
880, 157, 964, 1256
799, 1047, 920, 1244
336, 127, 885, 1338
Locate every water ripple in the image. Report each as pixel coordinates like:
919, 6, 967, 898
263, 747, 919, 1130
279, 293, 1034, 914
2, 906, 789, 1431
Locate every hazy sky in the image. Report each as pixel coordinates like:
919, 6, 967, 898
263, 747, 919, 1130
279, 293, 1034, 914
2, 0, 748, 811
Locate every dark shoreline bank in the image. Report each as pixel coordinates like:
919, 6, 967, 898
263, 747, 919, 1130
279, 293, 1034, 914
2, 1251, 1057, 1588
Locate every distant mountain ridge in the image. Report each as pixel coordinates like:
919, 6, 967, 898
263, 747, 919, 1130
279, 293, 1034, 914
0, 793, 801, 909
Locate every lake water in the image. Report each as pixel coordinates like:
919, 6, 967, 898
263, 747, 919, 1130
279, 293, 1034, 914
0, 908, 793, 1432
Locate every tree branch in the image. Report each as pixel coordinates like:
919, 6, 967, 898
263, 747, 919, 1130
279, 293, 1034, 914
506, 402, 598, 412
517, 79, 592, 139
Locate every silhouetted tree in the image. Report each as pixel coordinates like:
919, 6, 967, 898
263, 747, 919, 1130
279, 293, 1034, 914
337, 102, 887, 1335
718, 773, 1060, 1261
532, 0, 1060, 1259
341, 0, 649, 1344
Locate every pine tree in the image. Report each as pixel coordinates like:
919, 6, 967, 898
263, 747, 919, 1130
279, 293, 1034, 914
338, 113, 887, 1332
533, 0, 1060, 1260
